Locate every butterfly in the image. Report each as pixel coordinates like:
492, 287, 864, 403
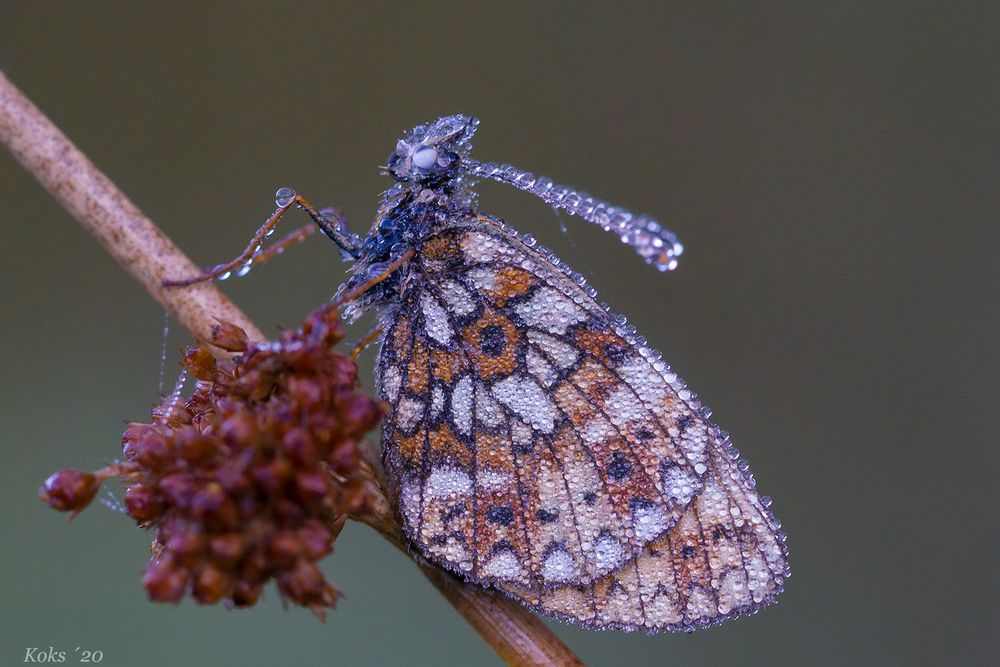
359, 116, 789, 633
184, 115, 789, 632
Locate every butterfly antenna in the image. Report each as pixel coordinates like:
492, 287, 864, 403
459, 159, 683, 271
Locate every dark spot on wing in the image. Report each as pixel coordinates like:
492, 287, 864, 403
490, 539, 513, 555
631, 497, 655, 512
676, 415, 693, 432
542, 540, 566, 557
712, 525, 733, 543
607, 452, 632, 481
511, 441, 534, 455
487, 505, 514, 526
535, 508, 559, 523
479, 324, 506, 357
602, 342, 629, 363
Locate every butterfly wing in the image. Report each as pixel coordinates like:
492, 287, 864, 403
496, 439, 789, 631
376, 217, 787, 631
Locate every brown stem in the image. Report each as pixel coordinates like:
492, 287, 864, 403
0, 71, 263, 352
0, 70, 583, 666
357, 481, 583, 667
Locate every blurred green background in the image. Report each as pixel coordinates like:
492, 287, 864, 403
1, 3, 995, 665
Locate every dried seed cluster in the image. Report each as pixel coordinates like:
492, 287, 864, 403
40, 306, 383, 619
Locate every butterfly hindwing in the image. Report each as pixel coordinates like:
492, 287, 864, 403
497, 440, 788, 631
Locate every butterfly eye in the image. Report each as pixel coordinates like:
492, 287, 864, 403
412, 146, 439, 170
386, 152, 408, 182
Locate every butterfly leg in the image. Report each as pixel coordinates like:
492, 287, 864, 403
163, 192, 361, 287
350, 323, 384, 359
239, 221, 317, 269
335, 248, 416, 306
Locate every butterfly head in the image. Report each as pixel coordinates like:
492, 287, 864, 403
385, 114, 479, 187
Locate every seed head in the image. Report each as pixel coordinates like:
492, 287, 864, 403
41, 303, 383, 619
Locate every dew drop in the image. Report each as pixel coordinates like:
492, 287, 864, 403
275, 186, 296, 208
218, 271, 232, 281
412, 145, 439, 169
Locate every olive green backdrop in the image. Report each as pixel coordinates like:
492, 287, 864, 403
1, 3, 994, 666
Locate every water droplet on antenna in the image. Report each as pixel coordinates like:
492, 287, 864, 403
275, 186, 296, 208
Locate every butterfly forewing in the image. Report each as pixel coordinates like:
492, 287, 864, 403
375, 216, 785, 625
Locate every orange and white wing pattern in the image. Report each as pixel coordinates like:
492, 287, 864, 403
376, 217, 788, 632
497, 440, 788, 631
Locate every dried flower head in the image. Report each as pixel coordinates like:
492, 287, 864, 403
40, 304, 383, 619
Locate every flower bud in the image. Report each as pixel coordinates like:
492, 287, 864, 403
165, 528, 206, 559
229, 580, 262, 607
39, 470, 100, 512
143, 561, 188, 603
278, 559, 326, 604
337, 394, 382, 434
298, 521, 333, 559
268, 531, 303, 568
327, 439, 360, 474
121, 423, 156, 460
287, 376, 324, 407
209, 533, 246, 566
294, 471, 330, 502
159, 472, 197, 507
251, 459, 291, 494
131, 431, 173, 470
192, 565, 231, 604
124, 484, 164, 522
183, 345, 217, 380
210, 321, 249, 352
282, 427, 319, 466
327, 355, 358, 385
174, 429, 218, 463
218, 413, 256, 448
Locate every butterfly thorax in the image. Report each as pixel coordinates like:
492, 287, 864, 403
340, 186, 477, 319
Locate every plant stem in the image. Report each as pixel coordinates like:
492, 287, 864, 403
359, 485, 584, 667
0, 71, 263, 352
0, 70, 583, 666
